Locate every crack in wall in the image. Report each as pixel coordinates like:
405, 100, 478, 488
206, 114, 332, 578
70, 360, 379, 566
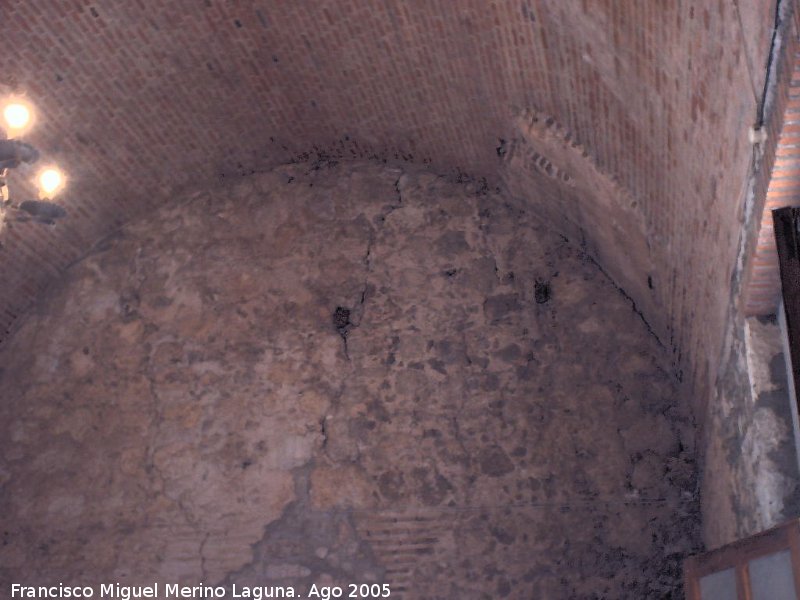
0, 161, 700, 596
333, 174, 404, 363
579, 248, 665, 350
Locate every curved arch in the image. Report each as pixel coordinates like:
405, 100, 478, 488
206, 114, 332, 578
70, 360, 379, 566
503, 107, 660, 339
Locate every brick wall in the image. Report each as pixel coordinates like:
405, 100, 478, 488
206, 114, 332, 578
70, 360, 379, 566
744, 45, 800, 316
0, 1, 778, 410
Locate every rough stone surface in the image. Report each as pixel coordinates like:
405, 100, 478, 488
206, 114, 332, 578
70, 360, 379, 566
0, 162, 699, 598
702, 315, 800, 547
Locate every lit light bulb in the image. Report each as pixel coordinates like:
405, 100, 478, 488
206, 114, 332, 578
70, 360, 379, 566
3, 101, 33, 133
36, 167, 65, 198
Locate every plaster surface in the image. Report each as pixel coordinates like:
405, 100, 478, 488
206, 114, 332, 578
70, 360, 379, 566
0, 162, 699, 598
701, 315, 800, 547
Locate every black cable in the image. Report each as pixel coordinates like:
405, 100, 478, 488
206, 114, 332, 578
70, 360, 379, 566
757, 0, 786, 128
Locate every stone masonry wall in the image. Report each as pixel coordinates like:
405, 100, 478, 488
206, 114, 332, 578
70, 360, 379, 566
0, 163, 699, 598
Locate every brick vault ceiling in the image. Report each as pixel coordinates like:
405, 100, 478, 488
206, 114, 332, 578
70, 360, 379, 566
0, 1, 787, 398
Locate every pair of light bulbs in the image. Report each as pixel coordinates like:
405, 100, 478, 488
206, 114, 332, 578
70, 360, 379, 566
2, 99, 65, 198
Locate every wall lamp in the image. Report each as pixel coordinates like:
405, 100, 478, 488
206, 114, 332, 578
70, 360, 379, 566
0, 98, 67, 224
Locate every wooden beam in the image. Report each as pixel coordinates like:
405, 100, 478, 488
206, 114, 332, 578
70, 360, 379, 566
773, 206, 800, 415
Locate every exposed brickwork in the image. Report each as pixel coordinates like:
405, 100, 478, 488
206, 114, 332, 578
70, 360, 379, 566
745, 46, 800, 316
0, 3, 781, 427
503, 106, 658, 345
